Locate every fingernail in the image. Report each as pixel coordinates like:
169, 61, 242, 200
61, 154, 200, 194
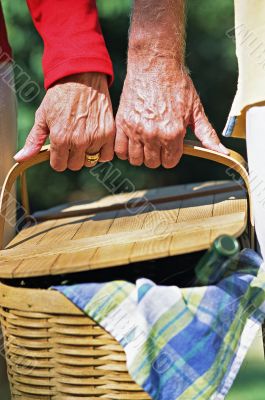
14, 148, 27, 161
219, 143, 230, 155
14, 149, 24, 159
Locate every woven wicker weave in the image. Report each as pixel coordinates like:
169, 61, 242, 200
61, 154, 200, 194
0, 141, 255, 399
0, 284, 150, 399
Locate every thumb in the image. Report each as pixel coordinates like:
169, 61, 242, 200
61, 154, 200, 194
191, 98, 229, 155
14, 107, 49, 162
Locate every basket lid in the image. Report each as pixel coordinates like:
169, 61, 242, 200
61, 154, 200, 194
0, 181, 247, 279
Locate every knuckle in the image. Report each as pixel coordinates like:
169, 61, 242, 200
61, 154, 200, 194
25, 133, 36, 147
97, 131, 107, 146
71, 136, 88, 150
116, 115, 127, 128
162, 131, 178, 146
201, 128, 218, 143
105, 126, 115, 140
143, 129, 157, 142
123, 119, 135, 134
50, 135, 67, 148
208, 128, 218, 139
115, 116, 123, 130
159, 123, 185, 146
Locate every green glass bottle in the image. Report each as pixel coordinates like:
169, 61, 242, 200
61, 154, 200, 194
194, 235, 240, 285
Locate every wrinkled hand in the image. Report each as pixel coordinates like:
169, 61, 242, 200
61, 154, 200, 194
14, 72, 115, 171
115, 63, 228, 169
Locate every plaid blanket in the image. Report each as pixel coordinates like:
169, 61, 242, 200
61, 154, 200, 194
54, 249, 265, 400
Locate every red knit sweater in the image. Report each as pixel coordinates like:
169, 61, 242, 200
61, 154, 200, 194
0, 1, 113, 89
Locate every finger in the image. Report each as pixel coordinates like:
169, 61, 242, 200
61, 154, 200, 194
83, 141, 102, 168
14, 107, 49, 162
191, 98, 229, 155
83, 140, 102, 168
144, 142, 161, 169
161, 134, 184, 169
84, 157, 99, 168
50, 141, 69, 172
99, 130, 115, 163
68, 148, 86, 171
115, 126, 129, 160
98, 143, 114, 164
128, 140, 144, 166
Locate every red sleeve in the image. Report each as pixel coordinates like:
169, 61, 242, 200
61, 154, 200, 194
26, 0, 114, 89
0, 4, 12, 60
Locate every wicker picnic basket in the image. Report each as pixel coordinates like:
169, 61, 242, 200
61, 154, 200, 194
0, 140, 257, 399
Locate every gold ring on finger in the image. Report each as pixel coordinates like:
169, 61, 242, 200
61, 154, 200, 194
85, 152, 100, 164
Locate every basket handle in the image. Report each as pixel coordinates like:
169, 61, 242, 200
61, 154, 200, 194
0, 140, 253, 250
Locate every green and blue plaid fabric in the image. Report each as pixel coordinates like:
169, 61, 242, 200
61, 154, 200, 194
55, 249, 265, 400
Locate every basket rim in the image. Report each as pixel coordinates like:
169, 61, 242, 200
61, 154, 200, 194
0, 282, 82, 314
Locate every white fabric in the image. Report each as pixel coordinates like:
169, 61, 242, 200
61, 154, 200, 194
227, 1, 265, 138
246, 106, 265, 260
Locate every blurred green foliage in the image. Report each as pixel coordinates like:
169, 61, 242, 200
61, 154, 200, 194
227, 360, 265, 400
1, 0, 242, 212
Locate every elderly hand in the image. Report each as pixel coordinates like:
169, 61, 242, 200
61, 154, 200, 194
14, 72, 115, 171
115, 61, 229, 169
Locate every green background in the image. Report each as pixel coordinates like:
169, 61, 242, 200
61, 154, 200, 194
1, 1, 264, 399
